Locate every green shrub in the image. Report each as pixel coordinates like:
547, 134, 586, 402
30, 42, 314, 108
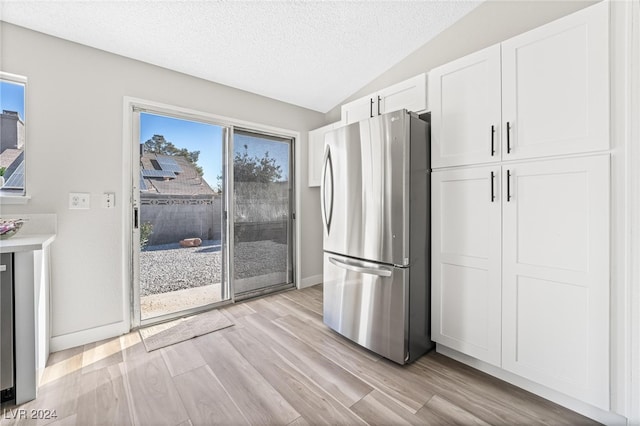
140, 221, 153, 250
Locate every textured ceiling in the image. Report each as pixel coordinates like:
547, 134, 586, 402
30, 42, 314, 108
0, 1, 482, 113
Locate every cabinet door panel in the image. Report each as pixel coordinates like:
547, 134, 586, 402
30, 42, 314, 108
501, 1, 608, 160
430, 45, 502, 168
378, 73, 427, 116
341, 95, 373, 125
431, 166, 501, 366
502, 155, 609, 410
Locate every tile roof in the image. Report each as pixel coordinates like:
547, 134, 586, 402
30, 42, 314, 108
0, 148, 23, 169
140, 153, 216, 196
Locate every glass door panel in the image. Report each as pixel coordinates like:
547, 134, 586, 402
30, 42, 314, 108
232, 129, 294, 298
136, 112, 228, 323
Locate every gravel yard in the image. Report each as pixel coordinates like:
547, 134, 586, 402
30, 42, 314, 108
140, 239, 287, 297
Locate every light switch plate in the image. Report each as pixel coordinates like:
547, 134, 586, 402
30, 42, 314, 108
69, 192, 90, 209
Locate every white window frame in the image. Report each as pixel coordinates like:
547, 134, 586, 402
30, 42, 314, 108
0, 71, 30, 204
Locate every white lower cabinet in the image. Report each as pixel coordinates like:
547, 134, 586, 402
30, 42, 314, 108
432, 154, 610, 410
501, 155, 610, 410
431, 165, 502, 366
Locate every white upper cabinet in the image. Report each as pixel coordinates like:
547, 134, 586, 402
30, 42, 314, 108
377, 73, 428, 118
501, 155, 610, 410
308, 121, 342, 187
341, 73, 427, 125
502, 1, 609, 160
430, 45, 502, 169
340, 96, 373, 128
430, 1, 608, 168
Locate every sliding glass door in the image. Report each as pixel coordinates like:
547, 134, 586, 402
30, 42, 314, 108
131, 106, 295, 326
232, 130, 294, 299
133, 111, 229, 325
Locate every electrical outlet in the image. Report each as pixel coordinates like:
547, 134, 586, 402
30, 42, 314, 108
102, 192, 115, 209
69, 192, 90, 209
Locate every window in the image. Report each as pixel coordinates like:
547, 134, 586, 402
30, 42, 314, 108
0, 72, 27, 198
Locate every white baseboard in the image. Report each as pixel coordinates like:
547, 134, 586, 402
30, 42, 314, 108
299, 274, 322, 289
50, 321, 129, 352
436, 345, 627, 426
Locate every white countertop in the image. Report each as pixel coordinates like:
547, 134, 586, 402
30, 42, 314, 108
0, 233, 56, 253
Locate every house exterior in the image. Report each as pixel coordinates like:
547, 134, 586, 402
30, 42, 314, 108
140, 147, 221, 245
0, 110, 24, 190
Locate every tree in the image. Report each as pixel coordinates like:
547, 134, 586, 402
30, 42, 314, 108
233, 145, 282, 183
143, 134, 203, 175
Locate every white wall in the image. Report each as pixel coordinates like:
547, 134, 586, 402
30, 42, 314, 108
0, 22, 326, 347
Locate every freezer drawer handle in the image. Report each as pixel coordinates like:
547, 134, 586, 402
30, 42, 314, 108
329, 257, 392, 277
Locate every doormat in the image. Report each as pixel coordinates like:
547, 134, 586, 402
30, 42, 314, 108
139, 309, 234, 352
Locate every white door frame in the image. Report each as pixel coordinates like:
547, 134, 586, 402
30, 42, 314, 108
121, 97, 301, 329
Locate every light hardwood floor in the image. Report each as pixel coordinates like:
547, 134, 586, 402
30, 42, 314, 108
1, 285, 598, 425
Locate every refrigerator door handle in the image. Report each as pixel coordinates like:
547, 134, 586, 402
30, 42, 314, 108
320, 145, 334, 234
329, 256, 393, 277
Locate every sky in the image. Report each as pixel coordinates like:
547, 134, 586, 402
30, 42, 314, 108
0, 80, 26, 120
140, 113, 290, 188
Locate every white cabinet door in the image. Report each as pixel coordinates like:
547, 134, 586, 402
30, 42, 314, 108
341, 73, 428, 125
308, 121, 342, 187
378, 73, 427, 116
501, 1, 609, 160
501, 155, 610, 410
341, 95, 374, 125
431, 166, 502, 366
430, 45, 502, 169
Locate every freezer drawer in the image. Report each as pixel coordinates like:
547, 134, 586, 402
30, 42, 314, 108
323, 253, 407, 364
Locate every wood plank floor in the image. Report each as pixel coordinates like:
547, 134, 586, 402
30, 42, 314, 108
1, 285, 598, 425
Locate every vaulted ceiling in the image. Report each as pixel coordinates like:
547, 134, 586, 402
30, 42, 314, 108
0, 1, 483, 113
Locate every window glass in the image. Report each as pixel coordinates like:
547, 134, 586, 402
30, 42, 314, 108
0, 76, 26, 196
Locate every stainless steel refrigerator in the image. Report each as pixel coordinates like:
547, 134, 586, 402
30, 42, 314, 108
321, 109, 433, 365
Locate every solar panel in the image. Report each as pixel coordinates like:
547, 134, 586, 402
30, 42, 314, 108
139, 171, 148, 191
157, 156, 182, 173
3, 160, 24, 189
141, 169, 176, 178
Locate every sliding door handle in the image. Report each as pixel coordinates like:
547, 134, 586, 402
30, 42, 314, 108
491, 125, 496, 156
490, 171, 495, 202
506, 122, 512, 154
133, 207, 139, 229
506, 169, 512, 202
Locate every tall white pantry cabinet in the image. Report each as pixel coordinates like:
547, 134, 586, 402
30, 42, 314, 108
429, 1, 610, 411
